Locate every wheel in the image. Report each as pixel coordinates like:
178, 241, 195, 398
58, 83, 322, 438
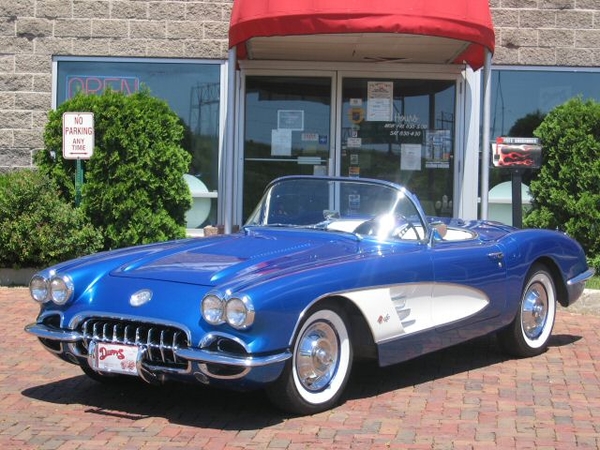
499, 264, 557, 357
266, 304, 353, 415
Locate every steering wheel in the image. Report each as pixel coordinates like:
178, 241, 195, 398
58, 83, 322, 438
391, 214, 420, 240
354, 214, 419, 240
393, 219, 420, 240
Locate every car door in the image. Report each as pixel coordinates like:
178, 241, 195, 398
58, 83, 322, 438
430, 237, 508, 330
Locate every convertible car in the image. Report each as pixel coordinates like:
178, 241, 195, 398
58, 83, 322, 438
25, 176, 593, 415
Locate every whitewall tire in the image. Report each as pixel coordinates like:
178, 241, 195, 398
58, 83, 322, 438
500, 264, 557, 357
266, 304, 353, 415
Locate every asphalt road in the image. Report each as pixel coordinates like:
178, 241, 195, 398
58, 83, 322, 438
1, 287, 599, 449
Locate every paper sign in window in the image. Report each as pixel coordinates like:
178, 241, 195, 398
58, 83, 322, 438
271, 129, 292, 156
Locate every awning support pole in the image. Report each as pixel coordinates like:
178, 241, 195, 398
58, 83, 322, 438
222, 47, 237, 234
480, 49, 492, 220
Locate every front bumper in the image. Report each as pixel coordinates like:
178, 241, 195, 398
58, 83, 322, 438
25, 322, 291, 387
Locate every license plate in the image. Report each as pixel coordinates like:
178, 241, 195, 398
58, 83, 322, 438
92, 342, 139, 376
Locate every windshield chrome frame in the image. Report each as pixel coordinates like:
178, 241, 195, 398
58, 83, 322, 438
244, 176, 432, 240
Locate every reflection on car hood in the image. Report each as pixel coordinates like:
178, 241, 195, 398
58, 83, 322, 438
110, 228, 360, 287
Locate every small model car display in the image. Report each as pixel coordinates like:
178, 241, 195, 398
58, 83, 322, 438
26, 176, 593, 415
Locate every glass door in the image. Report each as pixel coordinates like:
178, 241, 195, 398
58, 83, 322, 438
242, 76, 332, 219
240, 73, 458, 222
339, 78, 456, 217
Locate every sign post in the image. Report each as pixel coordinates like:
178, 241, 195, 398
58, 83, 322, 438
492, 137, 542, 228
62, 112, 94, 206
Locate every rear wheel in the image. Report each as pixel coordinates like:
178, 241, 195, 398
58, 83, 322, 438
266, 304, 353, 415
499, 264, 556, 357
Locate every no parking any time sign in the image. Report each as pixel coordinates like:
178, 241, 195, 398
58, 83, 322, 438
62, 112, 94, 159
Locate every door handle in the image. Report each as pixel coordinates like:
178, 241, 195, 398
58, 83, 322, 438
487, 251, 504, 267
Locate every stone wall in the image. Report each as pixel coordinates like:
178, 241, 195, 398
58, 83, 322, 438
491, 0, 600, 66
1, 0, 599, 170
0, 0, 232, 170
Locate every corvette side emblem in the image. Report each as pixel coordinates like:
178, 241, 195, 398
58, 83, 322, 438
130, 289, 153, 307
377, 314, 390, 324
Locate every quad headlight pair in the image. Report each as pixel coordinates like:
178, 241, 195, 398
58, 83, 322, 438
29, 274, 74, 305
201, 293, 255, 330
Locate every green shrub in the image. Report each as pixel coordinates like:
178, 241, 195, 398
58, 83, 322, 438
524, 97, 600, 270
37, 89, 192, 249
0, 170, 103, 268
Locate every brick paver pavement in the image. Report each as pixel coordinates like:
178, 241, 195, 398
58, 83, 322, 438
1, 287, 599, 449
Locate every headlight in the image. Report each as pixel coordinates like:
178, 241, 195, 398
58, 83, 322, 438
225, 296, 255, 330
49, 275, 74, 305
201, 294, 225, 325
29, 275, 49, 303
201, 293, 255, 329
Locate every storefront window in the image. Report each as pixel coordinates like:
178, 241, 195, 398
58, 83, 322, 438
55, 58, 222, 228
491, 68, 600, 140
488, 67, 600, 185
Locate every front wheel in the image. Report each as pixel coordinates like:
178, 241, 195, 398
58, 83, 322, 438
499, 264, 557, 357
266, 304, 353, 415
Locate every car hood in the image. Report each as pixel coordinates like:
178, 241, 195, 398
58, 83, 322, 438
110, 227, 361, 287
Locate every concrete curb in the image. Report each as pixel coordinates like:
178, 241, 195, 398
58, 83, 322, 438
561, 288, 600, 316
0, 268, 37, 287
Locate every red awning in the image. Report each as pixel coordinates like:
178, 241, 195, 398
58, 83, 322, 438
229, 0, 494, 70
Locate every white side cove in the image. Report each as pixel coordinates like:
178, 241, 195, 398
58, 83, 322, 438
344, 283, 490, 344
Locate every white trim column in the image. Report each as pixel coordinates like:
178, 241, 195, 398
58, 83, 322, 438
480, 50, 493, 220
455, 66, 481, 220
220, 47, 237, 233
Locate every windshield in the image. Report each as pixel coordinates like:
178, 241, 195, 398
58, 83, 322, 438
245, 177, 427, 240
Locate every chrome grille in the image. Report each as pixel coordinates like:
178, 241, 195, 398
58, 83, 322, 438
79, 318, 189, 367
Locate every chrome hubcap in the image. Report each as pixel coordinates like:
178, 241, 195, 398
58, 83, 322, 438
296, 321, 339, 392
522, 281, 548, 339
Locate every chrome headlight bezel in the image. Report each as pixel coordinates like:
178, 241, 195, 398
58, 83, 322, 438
201, 294, 226, 325
29, 275, 50, 303
49, 275, 74, 305
225, 296, 255, 330
201, 293, 255, 330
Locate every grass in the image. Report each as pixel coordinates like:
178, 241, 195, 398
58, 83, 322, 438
586, 275, 600, 290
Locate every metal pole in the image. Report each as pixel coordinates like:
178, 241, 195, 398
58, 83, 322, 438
222, 47, 237, 234
511, 168, 523, 228
480, 49, 492, 219
75, 159, 83, 207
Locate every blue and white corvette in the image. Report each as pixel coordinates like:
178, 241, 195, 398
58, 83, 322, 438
25, 176, 593, 415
